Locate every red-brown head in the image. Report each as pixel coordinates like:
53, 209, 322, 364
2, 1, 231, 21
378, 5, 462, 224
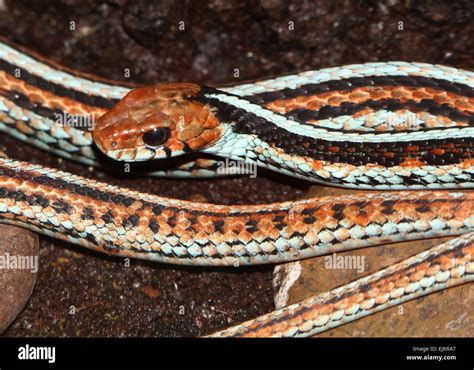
92, 83, 222, 161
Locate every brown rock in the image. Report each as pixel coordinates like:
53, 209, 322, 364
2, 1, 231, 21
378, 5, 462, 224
0, 224, 39, 333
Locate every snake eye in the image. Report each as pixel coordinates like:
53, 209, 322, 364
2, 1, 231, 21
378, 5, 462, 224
142, 128, 170, 149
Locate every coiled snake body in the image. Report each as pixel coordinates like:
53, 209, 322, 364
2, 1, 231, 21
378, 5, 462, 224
0, 38, 472, 337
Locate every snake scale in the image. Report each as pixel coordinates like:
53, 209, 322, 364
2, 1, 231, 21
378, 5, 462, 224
0, 37, 472, 337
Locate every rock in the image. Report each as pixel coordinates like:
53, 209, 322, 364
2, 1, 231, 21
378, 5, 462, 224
0, 224, 39, 333
273, 186, 474, 337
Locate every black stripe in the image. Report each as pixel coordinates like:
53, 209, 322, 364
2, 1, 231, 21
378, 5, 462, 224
244, 75, 474, 104
0, 89, 95, 132
10, 159, 446, 218
0, 163, 288, 218
200, 93, 473, 167
0, 58, 120, 109
285, 98, 473, 124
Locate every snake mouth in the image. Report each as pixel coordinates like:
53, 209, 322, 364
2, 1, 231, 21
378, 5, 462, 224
92, 118, 138, 161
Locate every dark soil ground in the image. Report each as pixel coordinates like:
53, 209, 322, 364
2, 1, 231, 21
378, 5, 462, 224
0, 0, 471, 337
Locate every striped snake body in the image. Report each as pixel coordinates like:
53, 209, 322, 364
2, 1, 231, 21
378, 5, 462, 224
1, 38, 473, 186
93, 70, 474, 189
211, 231, 474, 337
0, 38, 473, 336
0, 157, 472, 266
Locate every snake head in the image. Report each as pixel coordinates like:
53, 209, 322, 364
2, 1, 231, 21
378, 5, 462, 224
92, 83, 222, 161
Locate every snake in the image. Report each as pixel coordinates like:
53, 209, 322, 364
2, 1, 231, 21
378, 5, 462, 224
209, 231, 474, 337
0, 38, 472, 337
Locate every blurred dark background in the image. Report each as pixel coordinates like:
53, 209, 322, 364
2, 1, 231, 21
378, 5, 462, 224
1, 0, 472, 85
0, 0, 471, 337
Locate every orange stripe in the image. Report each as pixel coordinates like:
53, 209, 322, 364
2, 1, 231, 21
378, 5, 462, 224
0, 70, 107, 117
264, 85, 474, 115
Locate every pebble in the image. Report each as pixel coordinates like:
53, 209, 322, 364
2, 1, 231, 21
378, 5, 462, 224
0, 225, 39, 333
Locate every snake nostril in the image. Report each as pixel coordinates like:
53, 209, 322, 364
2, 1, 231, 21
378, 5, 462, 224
142, 128, 170, 149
